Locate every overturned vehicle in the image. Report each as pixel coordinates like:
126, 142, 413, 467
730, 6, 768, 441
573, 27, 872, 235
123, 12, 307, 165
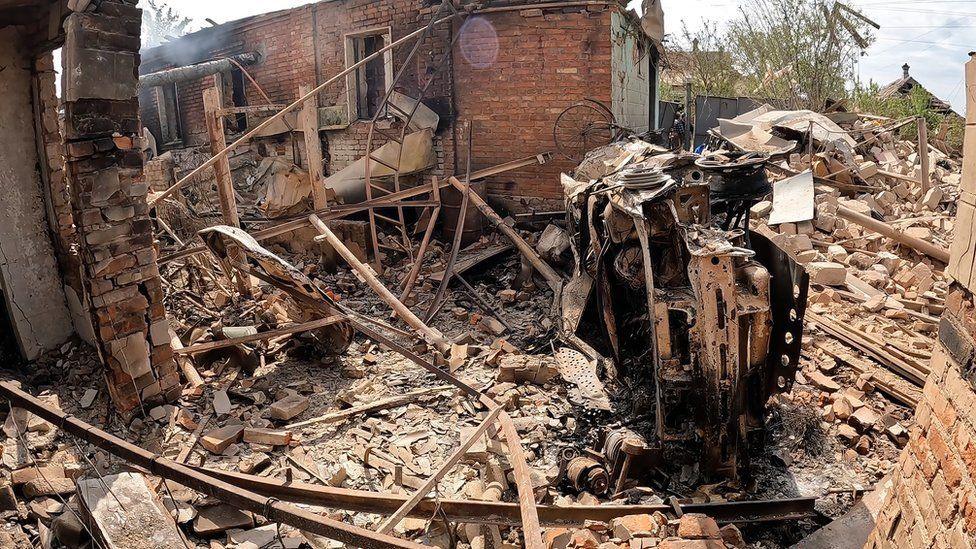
560, 140, 809, 483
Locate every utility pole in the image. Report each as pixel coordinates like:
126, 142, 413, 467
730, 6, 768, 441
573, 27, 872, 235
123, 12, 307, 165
684, 79, 693, 151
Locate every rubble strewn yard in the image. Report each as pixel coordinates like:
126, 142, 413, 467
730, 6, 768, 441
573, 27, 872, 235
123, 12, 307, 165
1, 1, 975, 548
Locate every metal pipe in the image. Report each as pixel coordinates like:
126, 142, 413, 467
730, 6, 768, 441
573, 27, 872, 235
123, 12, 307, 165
139, 52, 260, 89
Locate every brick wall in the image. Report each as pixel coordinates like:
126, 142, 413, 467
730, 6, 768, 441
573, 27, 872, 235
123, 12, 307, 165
867, 287, 976, 548
137, 1, 654, 211
34, 52, 87, 307
62, 0, 180, 412
453, 6, 616, 204
140, 0, 456, 182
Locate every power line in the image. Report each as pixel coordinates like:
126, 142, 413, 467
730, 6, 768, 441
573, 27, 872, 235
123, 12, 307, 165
881, 25, 976, 28
857, 0, 976, 4
868, 24, 954, 55
875, 36, 974, 48
864, 6, 976, 17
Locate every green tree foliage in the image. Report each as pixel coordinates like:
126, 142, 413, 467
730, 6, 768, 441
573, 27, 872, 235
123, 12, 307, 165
665, 20, 744, 99
726, 0, 874, 110
141, 0, 193, 49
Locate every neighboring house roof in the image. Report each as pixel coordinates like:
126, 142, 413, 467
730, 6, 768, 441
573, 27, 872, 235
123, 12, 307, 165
878, 63, 956, 115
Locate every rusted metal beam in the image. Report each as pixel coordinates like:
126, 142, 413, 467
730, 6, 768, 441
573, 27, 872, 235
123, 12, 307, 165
424, 125, 473, 322
190, 467, 818, 526
0, 382, 422, 549
399, 178, 442, 301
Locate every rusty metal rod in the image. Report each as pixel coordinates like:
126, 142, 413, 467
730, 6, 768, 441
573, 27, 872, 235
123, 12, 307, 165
424, 124, 474, 322
191, 467, 818, 526
0, 382, 422, 549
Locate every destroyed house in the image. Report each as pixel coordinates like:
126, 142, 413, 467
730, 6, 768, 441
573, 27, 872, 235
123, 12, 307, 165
137, 0, 662, 212
6, 0, 976, 547
879, 63, 959, 117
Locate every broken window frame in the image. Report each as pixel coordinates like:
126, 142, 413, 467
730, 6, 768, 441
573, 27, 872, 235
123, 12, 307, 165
154, 82, 184, 148
343, 26, 394, 122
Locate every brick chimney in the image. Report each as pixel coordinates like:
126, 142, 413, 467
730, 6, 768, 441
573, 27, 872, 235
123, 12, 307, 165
903, 63, 910, 78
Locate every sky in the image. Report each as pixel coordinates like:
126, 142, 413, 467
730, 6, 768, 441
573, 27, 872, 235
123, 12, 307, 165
143, 0, 973, 114
627, 0, 973, 114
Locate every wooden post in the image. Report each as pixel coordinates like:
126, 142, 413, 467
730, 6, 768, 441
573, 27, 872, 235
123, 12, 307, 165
836, 205, 949, 263
918, 116, 930, 195
203, 85, 251, 294
683, 80, 693, 150
399, 176, 442, 302
307, 214, 450, 352
299, 84, 329, 211
446, 177, 563, 291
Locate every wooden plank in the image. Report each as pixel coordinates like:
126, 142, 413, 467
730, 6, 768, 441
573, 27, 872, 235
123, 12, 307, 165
376, 403, 505, 534
203, 86, 239, 229
918, 116, 930, 195
448, 177, 562, 291
836, 205, 950, 263
468, 152, 552, 180
286, 386, 455, 429
308, 215, 450, 352
300, 84, 329, 211
497, 409, 545, 549
216, 104, 286, 116
176, 316, 346, 356
169, 329, 204, 393
203, 85, 250, 295
0, 382, 423, 549
806, 312, 928, 385
812, 341, 920, 407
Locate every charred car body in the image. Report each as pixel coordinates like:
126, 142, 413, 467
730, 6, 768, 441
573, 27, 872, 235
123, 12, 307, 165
561, 140, 809, 483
